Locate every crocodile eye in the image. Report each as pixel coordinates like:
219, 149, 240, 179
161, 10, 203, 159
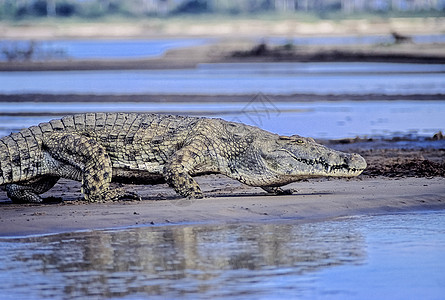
296, 139, 304, 144
279, 136, 291, 140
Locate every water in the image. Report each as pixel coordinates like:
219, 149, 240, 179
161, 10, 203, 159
0, 62, 444, 139
1, 62, 444, 95
0, 38, 210, 61
0, 210, 444, 299
0, 100, 443, 139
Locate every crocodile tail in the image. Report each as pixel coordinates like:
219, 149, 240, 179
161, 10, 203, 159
0, 115, 79, 186
0, 127, 46, 185
0, 138, 9, 185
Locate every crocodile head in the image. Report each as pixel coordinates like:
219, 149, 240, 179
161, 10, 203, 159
259, 134, 367, 182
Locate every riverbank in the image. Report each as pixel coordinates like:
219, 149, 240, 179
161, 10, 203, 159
1, 38, 445, 71
1, 137, 444, 237
1, 176, 444, 237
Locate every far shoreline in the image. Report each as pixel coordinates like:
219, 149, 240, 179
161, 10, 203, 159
1, 46, 445, 71
1, 31, 445, 72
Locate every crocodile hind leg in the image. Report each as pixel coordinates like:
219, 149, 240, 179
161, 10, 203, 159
44, 132, 140, 202
6, 175, 60, 203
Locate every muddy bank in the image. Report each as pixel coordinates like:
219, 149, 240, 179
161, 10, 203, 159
321, 136, 445, 177
231, 47, 445, 64
231, 41, 445, 64
1, 93, 445, 104
2, 48, 445, 71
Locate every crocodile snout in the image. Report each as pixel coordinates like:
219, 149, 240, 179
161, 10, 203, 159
347, 153, 367, 171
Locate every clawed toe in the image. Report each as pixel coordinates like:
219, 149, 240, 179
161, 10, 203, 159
262, 186, 295, 195
278, 189, 295, 195
191, 191, 204, 199
117, 191, 142, 201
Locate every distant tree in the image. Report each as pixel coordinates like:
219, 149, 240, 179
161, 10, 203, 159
16, 0, 47, 17
2, 0, 445, 19
56, 1, 78, 16
173, 0, 210, 14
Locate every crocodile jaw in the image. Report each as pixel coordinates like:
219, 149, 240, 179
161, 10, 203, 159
259, 135, 367, 183
274, 148, 367, 178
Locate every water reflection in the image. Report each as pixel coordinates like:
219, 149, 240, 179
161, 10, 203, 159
0, 221, 364, 299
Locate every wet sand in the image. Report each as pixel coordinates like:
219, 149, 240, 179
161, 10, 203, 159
1, 175, 444, 237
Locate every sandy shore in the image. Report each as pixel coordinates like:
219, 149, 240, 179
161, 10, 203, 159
2, 17, 445, 39
1, 176, 444, 237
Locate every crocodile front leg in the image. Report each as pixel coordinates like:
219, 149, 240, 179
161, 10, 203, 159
44, 132, 140, 202
163, 143, 208, 199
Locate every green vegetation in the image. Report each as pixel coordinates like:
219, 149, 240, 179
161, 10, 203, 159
0, 0, 443, 21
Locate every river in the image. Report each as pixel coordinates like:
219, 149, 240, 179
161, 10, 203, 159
1, 62, 444, 138
0, 210, 444, 299
0, 100, 444, 139
1, 62, 444, 95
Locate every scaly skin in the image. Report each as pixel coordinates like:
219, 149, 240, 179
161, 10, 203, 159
0, 113, 367, 203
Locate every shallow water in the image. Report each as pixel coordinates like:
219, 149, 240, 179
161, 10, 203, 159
0, 38, 210, 61
1, 62, 444, 95
0, 100, 444, 139
0, 210, 444, 299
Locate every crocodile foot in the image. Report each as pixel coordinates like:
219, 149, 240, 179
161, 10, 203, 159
115, 190, 142, 201
6, 184, 44, 203
262, 187, 295, 195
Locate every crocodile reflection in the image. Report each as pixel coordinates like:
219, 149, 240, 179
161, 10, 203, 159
2, 222, 365, 298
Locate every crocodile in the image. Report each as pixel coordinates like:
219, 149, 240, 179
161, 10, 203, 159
0, 113, 366, 203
